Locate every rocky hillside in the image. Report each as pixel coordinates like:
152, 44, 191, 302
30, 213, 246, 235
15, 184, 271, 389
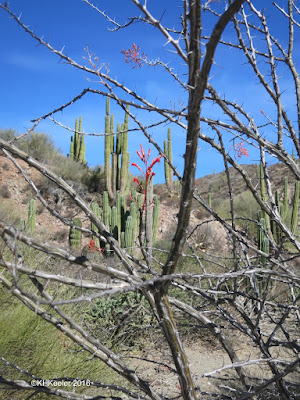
0, 151, 298, 255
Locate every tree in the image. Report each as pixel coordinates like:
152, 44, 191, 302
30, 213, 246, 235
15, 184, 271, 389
0, 1, 299, 400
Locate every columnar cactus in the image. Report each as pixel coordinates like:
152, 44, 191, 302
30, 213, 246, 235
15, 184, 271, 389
70, 117, 86, 164
152, 195, 160, 244
105, 105, 114, 200
104, 97, 130, 200
120, 232, 125, 248
258, 217, 269, 266
272, 190, 282, 244
283, 176, 289, 222
102, 191, 111, 230
125, 216, 134, 251
69, 218, 82, 249
121, 194, 127, 233
130, 201, 138, 242
261, 174, 299, 245
259, 162, 270, 232
208, 192, 212, 208
91, 202, 101, 247
291, 180, 299, 235
27, 199, 36, 233
111, 206, 119, 241
145, 179, 154, 256
99, 188, 158, 256
20, 218, 26, 231
164, 128, 173, 190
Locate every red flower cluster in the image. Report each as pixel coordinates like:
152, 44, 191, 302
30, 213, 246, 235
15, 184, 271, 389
233, 141, 249, 159
131, 145, 162, 211
121, 43, 147, 69
88, 239, 104, 254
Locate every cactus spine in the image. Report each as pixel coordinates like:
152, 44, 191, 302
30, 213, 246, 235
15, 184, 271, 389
70, 117, 86, 164
104, 97, 130, 200
69, 218, 82, 249
164, 128, 173, 189
27, 199, 36, 233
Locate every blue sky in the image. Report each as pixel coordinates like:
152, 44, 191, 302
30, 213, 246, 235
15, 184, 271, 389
0, 1, 299, 183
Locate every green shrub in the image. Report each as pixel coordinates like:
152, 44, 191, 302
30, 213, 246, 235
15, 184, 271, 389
233, 191, 260, 236
86, 291, 153, 345
0, 128, 16, 142
0, 129, 61, 164
0, 198, 19, 224
214, 191, 260, 237
19, 132, 60, 163
81, 165, 105, 192
0, 285, 119, 399
52, 156, 87, 182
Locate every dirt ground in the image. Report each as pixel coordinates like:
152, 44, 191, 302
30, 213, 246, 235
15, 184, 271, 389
124, 321, 299, 399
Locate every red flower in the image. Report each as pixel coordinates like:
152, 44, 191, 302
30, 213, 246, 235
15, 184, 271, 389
149, 155, 162, 171
88, 239, 100, 253
121, 43, 147, 69
132, 162, 143, 174
131, 145, 161, 211
233, 141, 249, 159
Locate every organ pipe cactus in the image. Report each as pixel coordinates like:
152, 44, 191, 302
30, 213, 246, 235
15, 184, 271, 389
152, 195, 160, 244
91, 202, 101, 247
101, 143, 161, 256
258, 217, 269, 267
145, 178, 154, 256
100, 189, 158, 256
121, 194, 127, 233
70, 117, 86, 165
20, 218, 26, 232
283, 177, 289, 222
111, 206, 119, 242
208, 192, 212, 208
104, 97, 130, 200
27, 199, 36, 233
125, 216, 134, 252
257, 163, 271, 267
69, 218, 82, 249
164, 128, 173, 190
259, 162, 270, 232
291, 180, 299, 235
102, 191, 111, 230
130, 201, 138, 243
260, 173, 299, 246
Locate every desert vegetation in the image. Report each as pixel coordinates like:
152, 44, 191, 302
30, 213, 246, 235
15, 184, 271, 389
0, 1, 300, 400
